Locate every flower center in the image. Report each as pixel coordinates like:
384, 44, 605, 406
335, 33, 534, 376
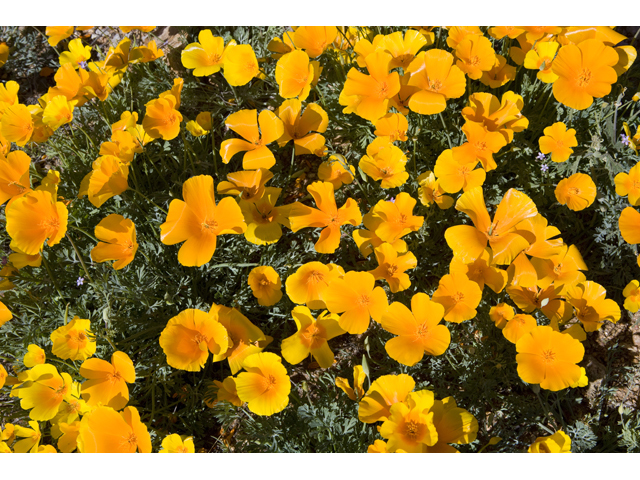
356, 294, 371, 307
416, 322, 429, 338
264, 374, 277, 391
469, 55, 480, 67
107, 371, 123, 384
428, 79, 442, 92
553, 263, 563, 274
123, 432, 138, 449
404, 420, 420, 440
474, 141, 487, 151
453, 292, 465, 303
386, 264, 398, 277
259, 278, 270, 286
377, 81, 389, 98
201, 219, 218, 232
577, 69, 592, 87
568, 187, 581, 196
307, 270, 324, 284
541, 349, 556, 364
458, 165, 471, 177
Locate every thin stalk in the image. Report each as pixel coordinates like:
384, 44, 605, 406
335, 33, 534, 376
129, 187, 168, 215
66, 233, 94, 284
42, 254, 64, 300
438, 113, 453, 149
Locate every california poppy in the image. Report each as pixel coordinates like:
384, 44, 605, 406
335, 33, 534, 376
235, 352, 291, 416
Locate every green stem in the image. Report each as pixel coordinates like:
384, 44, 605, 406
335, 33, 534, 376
66, 233, 94, 284
42, 254, 64, 300
438, 113, 453, 149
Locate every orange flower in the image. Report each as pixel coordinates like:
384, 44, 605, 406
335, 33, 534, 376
50, 317, 96, 361
142, 94, 182, 140
281, 306, 345, 368
539, 122, 577, 163
323, 271, 388, 334
461, 91, 528, 143
285, 261, 345, 309
130, 40, 164, 64
220, 109, 284, 170
528, 431, 572, 453
276, 99, 328, 156
90, 214, 137, 270
552, 39, 618, 110
23, 344, 45, 368
235, 352, 291, 416
489, 303, 515, 329
374, 112, 408, 142
78, 155, 129, 208
208, 376, 242, 407
42, 95, 77, 130
405, 49, 466, 115
160, 175, 246, 267
455, 34, 497, 80
159, 434, 195, 453
446, 26, 483, 48
293, 26, 338, 58
531, 244, 587, 293
369, 243, 417, 293
59, 39, 91, 70
339, 51, 400, 122
514, 214, 564, 259
159, 308, 229, 371
15, 364, 72, 421
524, 42, 560, 83
379, 391, 438, 453
45, 26, 73, 47
434, 148, 486, 194
77, 406, 151, 453
352, 204, 409, 258
432, 273, 482, 323
424, 395, 479, 453
217, 168, 274, 203
516, 325, 584, 391
288, 181, 362, 254
615, 162, 640, 206
623, 280, 640, 313
359, 143, 409, 189
380, 293, 450, 366
449, 247, 508, 293
370, 192, 423, 244
619, 207, 640, 265
181, 29, 234, 76
0, 103, 34, 146
445, 187, 537, 265
0, 42, 9, 68
454, 121, 507, 172
80, 351, 136, 410
555, 173, 597, 211
0, 150, 31, 206
317, 155, 355, 189
503, 314, 538, 344
479, 54, 516, 88
335, 365, 367, 401
358, 373, 415, 423
186, 111, 212, 137
565, 281, 621, 332
275, 50, 314, 101
381, 29, 428, 70
6, 189, 68, 255
223, 44, 259, 86
248, 266, 283, 306
239, 187, 290, 245
417, 171, 453, 209
210, 304, 271, 374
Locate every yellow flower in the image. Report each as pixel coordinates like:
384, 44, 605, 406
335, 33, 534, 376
223, 44, 259, 86
528, 430, 571, 453
79, 351, 136, 410
380, 293, 450, 366
77, 406, 151, 453
335, 365, 367, 401
90, 214, 138, 270
379, 391, 438, 453
285, 261, 345, 309
78, 155, 129, 208
159, 308, 229, 372
186, 111, 212, 137
281, 306, 345, 368
142, 94, 182, 140
181, 30, 234, 77
50, 317, 96, 361
59, 38, 92, 69
555, 173, 597, 211
14, 364, 72, 421
369, 243, 417, 293
23, 344, 46, 368
317, 155, 355, 189
0, 301, 12, 328
239, 187, 290, 245
539, 122, 578, 163
248, 266, 283, 306
276, 50, 314, 101
235, 352, 291, 416
160, 434, 195, 453
42, 95, 77, 130
623, 280, 640, 313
